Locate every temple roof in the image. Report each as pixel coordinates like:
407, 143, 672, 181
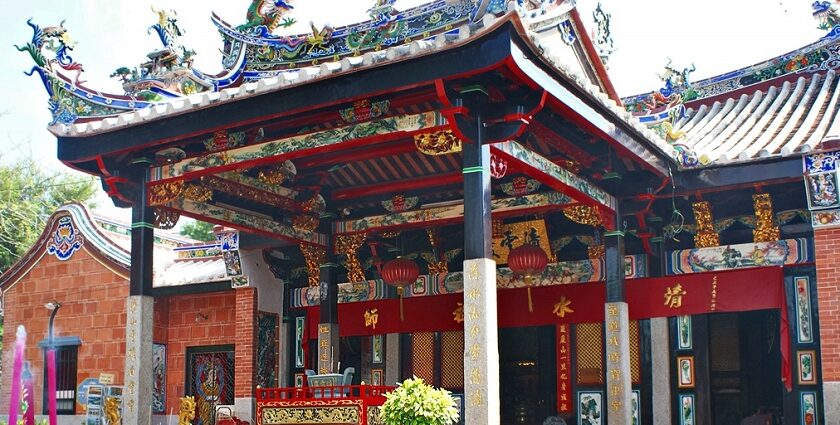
22, 1, 682, 169
622, 23, 840, 167
0, 203, 230, 290
672, 69, 840, 164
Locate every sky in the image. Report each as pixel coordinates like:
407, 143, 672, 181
0, 0, 828, 219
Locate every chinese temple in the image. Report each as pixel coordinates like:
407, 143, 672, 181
4, 0, 840, 424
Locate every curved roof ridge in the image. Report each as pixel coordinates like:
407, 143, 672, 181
818, 75, 840, 145
729, 80, 793, 159
759, 73, 823, 156
677, 104, 709, 134
693, 93, 751, 153
709, 87, 774, 161
0, 202, 130, 290
703, 92, 764, 158
684, 99, 734, 146
744, 76, 809, 158
783, 69, 838, 154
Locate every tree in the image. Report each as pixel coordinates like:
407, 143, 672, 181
179, 219, 215, 242
0, 158, 97, 273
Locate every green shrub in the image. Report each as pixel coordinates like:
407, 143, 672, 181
380, 377, 459, 425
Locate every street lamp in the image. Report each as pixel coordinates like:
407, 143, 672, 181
45, 301, 61, 342
44, 301, 61, 425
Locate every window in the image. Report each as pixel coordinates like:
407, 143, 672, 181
43, 345, 78, 415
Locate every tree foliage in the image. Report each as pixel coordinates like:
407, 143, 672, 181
0, 158, 97, 273
179, 219, 215, 242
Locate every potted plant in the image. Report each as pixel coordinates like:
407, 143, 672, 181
380, 377, 459, 425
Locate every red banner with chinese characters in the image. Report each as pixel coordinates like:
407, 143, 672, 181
556, 324, 572, 412
303, 267, 790, 389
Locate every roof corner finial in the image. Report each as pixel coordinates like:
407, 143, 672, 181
592, 2, 615, 66
812, 1, 840, 32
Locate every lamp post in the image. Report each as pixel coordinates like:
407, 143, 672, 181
45, 301, 61, 425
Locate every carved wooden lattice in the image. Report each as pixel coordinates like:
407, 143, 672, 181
440, 331, 464, 389
411, 332, 435, 384
630, 321, 641, 384
576, 323, 603, 385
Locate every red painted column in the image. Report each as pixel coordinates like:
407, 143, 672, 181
235, 288, 258, 398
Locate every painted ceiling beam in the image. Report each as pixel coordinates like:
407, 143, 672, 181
490, 140, 616, 228
147, 111, 447, 184
164, 198, 328, 247
332, 171, 463, 201
333, 191, 574, 235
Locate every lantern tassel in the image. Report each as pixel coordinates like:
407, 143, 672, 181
398, 286, 405, 321
525, 276, 533, 312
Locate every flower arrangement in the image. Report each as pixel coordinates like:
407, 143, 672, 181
380, 377, 459, 425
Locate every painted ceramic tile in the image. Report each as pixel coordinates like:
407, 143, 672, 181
215, 230, 239, 252
632, 390, 640, 425
805, 150, 840, 174
801, 391, 818, 425
812, 209, 840, 228
677, 357, 695, 388
223, 250, 243, 277
372, 335, 383, 364
152, 343, 166, 413
680, 394, 695, 425
798, 350, 817, 385
46, 216, 84, 261
677, 316, 692, 350
295, 316, 305, 368
578, 391, 602, 425
795, 277, 814, 343
806, 172, 840, 210
667, 238, 811, 274
371, 369, 383, 386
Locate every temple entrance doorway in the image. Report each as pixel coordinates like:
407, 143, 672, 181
499, 326, 557, 425
708, 310, 782, 425
185, 345, 235, 425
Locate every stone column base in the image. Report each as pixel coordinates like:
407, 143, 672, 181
824, 382, 840, 424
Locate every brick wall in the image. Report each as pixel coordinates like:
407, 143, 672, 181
158, 290, 238, 412
815, 228, 840, 381
0, 248, 256, 415
0, 248, 128, 414
234, 288, 257, 398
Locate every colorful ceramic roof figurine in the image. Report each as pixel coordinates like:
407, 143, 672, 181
623, 1, 840, 167
21, 0, 668, 160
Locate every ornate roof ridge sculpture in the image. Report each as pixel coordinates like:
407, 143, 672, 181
23, 0, 689, 169
620, 4, 840, 167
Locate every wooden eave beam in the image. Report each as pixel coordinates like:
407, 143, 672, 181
333, 191, 575, 235
491, 140, 616, 229
147, 111, 447, 185
162, 199, 328, 247
501, 39, 673, 177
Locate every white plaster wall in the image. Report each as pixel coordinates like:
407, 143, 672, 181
240, 249, 283, 315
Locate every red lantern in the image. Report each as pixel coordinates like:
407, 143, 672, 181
507, 244, 548, 312
382, 258, 419, 321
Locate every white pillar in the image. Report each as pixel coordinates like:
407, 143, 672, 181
123, 295, 154, 424
650, 318, 672, 425
605, 302, 633, 425
462, 258, 500, 425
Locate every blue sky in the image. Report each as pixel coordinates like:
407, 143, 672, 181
0, 0, 826, 217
